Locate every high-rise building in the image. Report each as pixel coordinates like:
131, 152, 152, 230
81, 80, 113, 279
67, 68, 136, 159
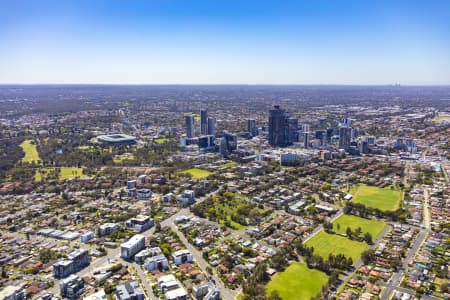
207, 117, 216, 136
286, 117, 299, 144
220, 131, 237, 157
268, 105, 286, 147
200, 109, 208, 135
198, 135, 215, 151
268, 105, 297, 147
247, 119, 257, 136
303, 132, 310, 149
338, 126, 352, 150
185, 115, 195, 138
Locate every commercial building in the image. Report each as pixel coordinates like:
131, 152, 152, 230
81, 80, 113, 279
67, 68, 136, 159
115, 281, 144, 300
207, 117, 216, 136
198, 135, 215, 152
200, 109, 208, 135
219, 130, 237, 157
247, 119, 257, 136
121, 234, 145, 259
268, 105, 298, 147
125, 215, 154, 233
339, 126, 352, 151
59, 274, 84, 299
185, 115, 195, 138
97, 134, 137, 146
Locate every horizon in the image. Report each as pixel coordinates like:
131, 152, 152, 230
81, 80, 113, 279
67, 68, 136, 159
1, 0, 450, 85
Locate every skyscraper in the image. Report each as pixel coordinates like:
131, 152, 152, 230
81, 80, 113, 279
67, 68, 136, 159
338, 126, 352, 150
220, 130, 237, 157
268, 105, 286, 147
286, 117, 299, 144
268, 105, 298, 147
200, 109, 208, 135
185, 115, 195, 138
247, 119, 256, 136
207, 117, 216, 136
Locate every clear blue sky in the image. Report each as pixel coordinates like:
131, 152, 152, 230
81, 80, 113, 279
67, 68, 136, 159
1, 0, 449, 84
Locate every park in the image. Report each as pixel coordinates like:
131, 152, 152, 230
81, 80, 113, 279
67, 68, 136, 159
348, 184, 402, 211
266, 262, 329, 300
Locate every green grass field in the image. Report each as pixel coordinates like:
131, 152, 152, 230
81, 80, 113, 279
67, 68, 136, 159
113, 155, 135, 163
266, 262, 329, 300
349, 184, 401, 211
332, 214, 386, 238
432, 115, 450, 122
154, 138, 170, 144
20, 140, 41, 164
181, 168, 212, 179
305, 231, 368, 262
222, 161, 238, 168
35, 167, 85, 181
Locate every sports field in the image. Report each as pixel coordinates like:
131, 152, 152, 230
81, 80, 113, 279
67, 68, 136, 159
332, 214, 386, 238
20, 140, 41, 164
35, 167, 85, 181
181, 168, 212, 179
432, 115, 450, 122
266, 262, 328, 300
305, 231, 368, 262
349, 184, 401, 211
154, 138, 170, 144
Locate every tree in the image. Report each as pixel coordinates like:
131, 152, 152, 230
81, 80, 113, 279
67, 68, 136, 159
268, 290, 282, 300
346, 227, 352, 238
364, 232, 373, 244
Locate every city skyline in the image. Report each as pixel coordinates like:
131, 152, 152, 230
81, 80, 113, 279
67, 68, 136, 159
1, 0, 450, 85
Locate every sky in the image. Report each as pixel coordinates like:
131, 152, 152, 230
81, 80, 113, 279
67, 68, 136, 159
0, 0, 450, 85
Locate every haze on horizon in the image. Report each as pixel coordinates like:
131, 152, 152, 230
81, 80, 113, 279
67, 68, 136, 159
1, 0, 450, 85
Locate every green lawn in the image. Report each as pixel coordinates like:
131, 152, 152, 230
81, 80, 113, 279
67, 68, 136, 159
181, 168, 212, 179
113, 154, 135, 163
266, 262, 329, 300
432, 115, 450, 122
35, 167, 85, 181
332, 214, 386, 238
154, 138, 170, 144
349, 184, 401, 211
20, 140, 41, 164
222, 161, 238, 168
305, 231, 368, 262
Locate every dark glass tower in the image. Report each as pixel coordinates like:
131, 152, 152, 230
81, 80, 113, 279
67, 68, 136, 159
200, 109, 208, 135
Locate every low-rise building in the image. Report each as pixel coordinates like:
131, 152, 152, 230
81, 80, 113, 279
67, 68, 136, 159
98, 223, 120, 236
60, 274, 84, 299
0, 286, 26, 300
121, 234, 145, 259
172, 249, 193, 266
115, 281, 144, 300
80, 231, 95, 243
125, 215, 154, 233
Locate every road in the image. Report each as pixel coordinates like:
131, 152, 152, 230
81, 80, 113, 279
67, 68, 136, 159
423, 188, 431, 231
330, 224, 392, 299
379, 229, 428, 300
